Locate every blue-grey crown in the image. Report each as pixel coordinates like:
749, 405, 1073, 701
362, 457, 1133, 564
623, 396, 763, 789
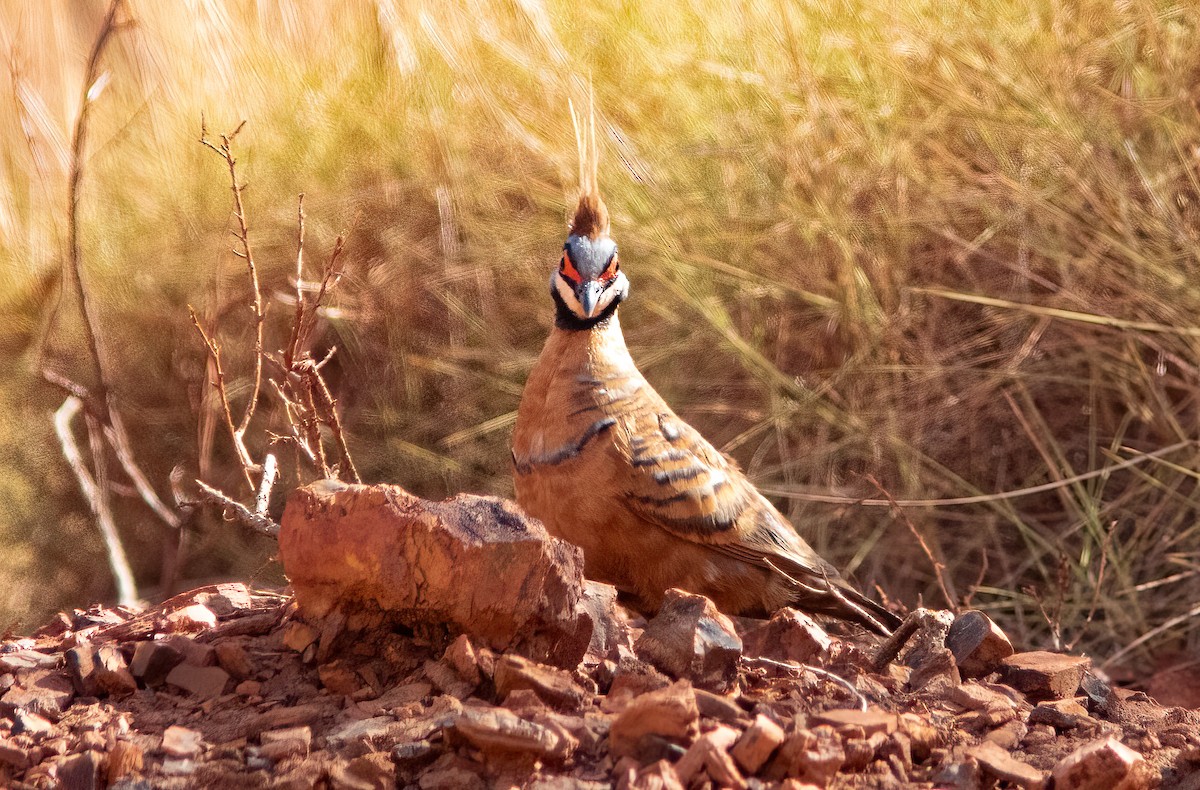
564, 234, 617, 280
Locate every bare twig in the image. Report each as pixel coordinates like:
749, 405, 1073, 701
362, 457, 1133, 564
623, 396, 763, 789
285, 193, 307, 368
256, 453, 278, 516
103, 410, 181, 528
866, 474, 957, 611
55, 397, 138, 606
199, 119, 264, 441
193, 480, 279, 538
305, 361, 361, 483
189, 306, 256, 492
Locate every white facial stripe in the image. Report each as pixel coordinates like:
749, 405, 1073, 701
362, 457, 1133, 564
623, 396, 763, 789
555, 272, 622, 319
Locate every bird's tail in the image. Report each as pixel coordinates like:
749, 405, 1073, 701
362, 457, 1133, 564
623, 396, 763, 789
766, 556, 902, 636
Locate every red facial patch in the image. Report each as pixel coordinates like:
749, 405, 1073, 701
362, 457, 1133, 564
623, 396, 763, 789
560, 251, 582, 284
599, 253, 619, 282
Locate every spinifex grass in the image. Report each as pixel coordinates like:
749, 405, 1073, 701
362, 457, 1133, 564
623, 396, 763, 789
2, 0, 1200, 679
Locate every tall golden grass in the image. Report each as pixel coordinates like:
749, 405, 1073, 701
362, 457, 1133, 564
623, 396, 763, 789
2, 0, 1200, 678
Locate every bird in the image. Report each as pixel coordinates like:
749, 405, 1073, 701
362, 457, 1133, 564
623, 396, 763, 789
512, 115, 899, 636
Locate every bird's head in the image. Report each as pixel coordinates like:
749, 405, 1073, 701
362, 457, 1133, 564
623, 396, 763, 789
551, 190, 628, 329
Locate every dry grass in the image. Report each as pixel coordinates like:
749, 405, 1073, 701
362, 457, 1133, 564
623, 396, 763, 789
2, 0, 1200, 679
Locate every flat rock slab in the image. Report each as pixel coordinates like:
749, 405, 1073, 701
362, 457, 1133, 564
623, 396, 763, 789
279, 481, 596, 668
1001, 651, 1090, 701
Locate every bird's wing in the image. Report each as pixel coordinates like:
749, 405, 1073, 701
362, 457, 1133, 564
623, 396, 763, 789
616, 398, 840, 583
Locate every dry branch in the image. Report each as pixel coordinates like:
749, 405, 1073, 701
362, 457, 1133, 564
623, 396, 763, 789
55, 397, 138, 606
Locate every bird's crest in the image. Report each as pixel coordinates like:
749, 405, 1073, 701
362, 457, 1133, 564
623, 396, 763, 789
568, 87, 609, 240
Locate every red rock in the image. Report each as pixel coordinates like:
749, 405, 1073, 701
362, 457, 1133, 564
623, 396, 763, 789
65, 644, 98, 696
164, 604, 218, 633
1001, 652, 1090, 701
443, 635, 482, 686
330, 752, 396, 788
673, 725, 744, 789
811, 708, 899, 736
0, 669, 75, 719
279, 482, 595, 668
0, 739, 30, 769
423, 660, 474, 700
634, 589, 742, 693
263, 726, 312, 749
731, 714, 786, 774
968, 741, 1044, 787
162, 635, 216, 667
694, 688, 747, 725
769, 728, 846, 784
580, 580, 630, 664
94, 645, 137, 697
493, 654, 590, 711
162, 725, 203, 758
165, 663, 230, 699
625, 759, 685, 790
214, 641, 254, 679
107, 740, 143, 783
946, 610, 1014, 679
1051, 737, 1156, 790
742, 608, 833, 665
609, 680, 699, 759
12, 709, 53, 735
1029, 698, 1091, 729
282, 621, 320, 653
129, 640, 185, 686
193, 583, 254, 617
318, 660, 363, 695
57, 749, 101, 790
452, 705, 571, 760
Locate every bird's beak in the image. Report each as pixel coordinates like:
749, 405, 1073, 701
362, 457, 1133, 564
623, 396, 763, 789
577, 280, 604, 317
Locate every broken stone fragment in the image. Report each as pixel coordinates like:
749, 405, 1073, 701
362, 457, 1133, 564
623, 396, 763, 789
493, 654, 591, 711
730, 714, 785, 775
444, 635, 482, 686
165, 663, 230, 700
634, 589, 742, 693
107, 740, 144, 784
214, 641, 254, 680
94, 645, 137, 697
811, 708, 899, 737
279, 481, 599, 668
742, 608, 833, 665
674, 725, 746, 789
1051, 737, 1156, 790
946, 610, 1014, 679
1029, 698, 1091, 730
968, 740, 1044, 788
0, 669, 75, 719
609, 680, 699, 759
768, 727, 846, 784
129, 640, 185, 687
452, 705, 571, 760
580, 580, 630, 664
164, 604, 218, 633
1001, 651, 1090, 701
162, 725, 203, 758
58, 749, 102, 790
65, 644, 98, 696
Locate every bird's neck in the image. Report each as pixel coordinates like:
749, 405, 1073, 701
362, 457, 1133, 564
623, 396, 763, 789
545, 309, 635, 375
